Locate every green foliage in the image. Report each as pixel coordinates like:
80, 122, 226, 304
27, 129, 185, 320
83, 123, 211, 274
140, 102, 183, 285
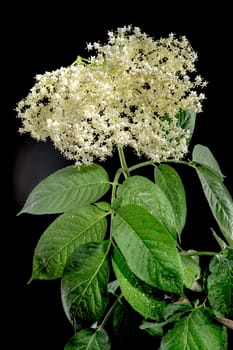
160, 308, 226, 350
192, 144, 224, 178
61, 241, 110, 329
154, 164, 187, 236
112, 205, 184, 294
164, 301, 194, 321
19, 164, 110, 214
181, 254, 201, 289
30, 205, 108, 281
112, 246, 165, 320
207, 249, 233, 318
195, 165, 233, 245
64, 328, 111, 350
116, 175, 177, 238
192, 145, 233, 245
19, 143, 233, 348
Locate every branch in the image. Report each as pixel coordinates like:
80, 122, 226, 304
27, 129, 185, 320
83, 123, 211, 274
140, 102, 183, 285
216, 316, 233, 330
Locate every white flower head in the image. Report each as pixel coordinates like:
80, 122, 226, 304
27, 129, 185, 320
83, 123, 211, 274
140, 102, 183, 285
16, 26, 206, 164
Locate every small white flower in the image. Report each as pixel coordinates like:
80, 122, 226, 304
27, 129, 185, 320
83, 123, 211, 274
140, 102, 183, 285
16, 26, 206, 164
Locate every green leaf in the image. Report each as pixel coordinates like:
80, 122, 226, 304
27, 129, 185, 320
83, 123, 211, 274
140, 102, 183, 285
30, 205, 108, 281
61, 241, 110, 329
112, 247, 165, 320
154, 164, 187, 235
164, 301, 193, 322
139, 301, 193, 337
139, 321, 164, 337
160, 308, 226, 350
64, 328, 110, 350
211, 228, 227, 250
192, 144, 224, 178
94, 201, 112, 212
207, 251, 233, 318
19, 164, 110, 215
176, 109, 196, 143
117, 176, 177, 239
195, 165, 233, 245
181, 254, 201, 289
112, 205, 184, 294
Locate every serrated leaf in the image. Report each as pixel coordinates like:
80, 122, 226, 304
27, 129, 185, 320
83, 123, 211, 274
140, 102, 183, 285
195, 165, 233, 245
155, 164, 187, 235
64, 328, 110, 350
181, 254, 201, 289
19, 164, 110, 214
176, 109, 196, 143
61, 241, 110, 329
117, 176, 177, 239
30, 205, 108, 281
192, 144, 224, 178
207, 251, 233, 318
112, 205, 184, 294
160, 308, 226, 350
112, 247, 165, 320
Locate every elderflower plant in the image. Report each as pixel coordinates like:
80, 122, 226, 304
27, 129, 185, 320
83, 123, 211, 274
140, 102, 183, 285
17, 26, 233, 350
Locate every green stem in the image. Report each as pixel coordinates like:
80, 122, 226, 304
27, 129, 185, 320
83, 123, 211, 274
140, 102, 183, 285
111, 168, 123, 205
216, 316, 233, 330
117, 154, 196, 176
117, 147, 130, 178
108, 168, 124, 241
166, 159, 197, 169
127, 158, 196, 175
71, 55, 91, 66
180, 250, 218, 257
129, 160, 156, 172
98, 294, 123, 330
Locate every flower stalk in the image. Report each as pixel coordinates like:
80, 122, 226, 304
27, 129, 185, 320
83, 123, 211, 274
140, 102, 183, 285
117, 147, 130, 178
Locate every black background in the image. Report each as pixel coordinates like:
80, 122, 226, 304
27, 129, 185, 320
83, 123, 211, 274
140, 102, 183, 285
4, 2, 233, 349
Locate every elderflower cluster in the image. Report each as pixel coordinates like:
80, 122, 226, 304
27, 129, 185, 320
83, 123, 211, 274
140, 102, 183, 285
16, 26, 206, 164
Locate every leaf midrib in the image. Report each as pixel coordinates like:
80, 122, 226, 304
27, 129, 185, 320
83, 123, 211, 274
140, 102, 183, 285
71, 242, 110, 308
34, 211, 109, 278
117, 213, 166, 270
197, 168, 233, 234
29, 180, 109, 202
